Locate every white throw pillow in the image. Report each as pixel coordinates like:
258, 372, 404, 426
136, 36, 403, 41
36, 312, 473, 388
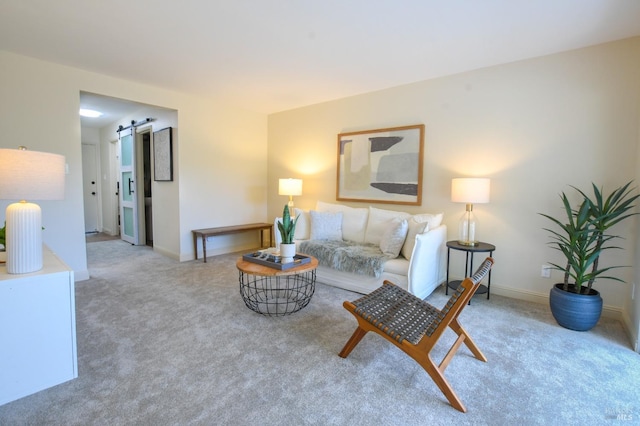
316, 201, 368, 243
401, 218, 430, 260
364, 206, 411, 245
412, 212, 443, 229
379, 218, 409, 258
293, 208, 310, 240
309, 210, 343, 240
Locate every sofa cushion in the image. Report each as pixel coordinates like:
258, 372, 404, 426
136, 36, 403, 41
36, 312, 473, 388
384, 257, 411, 275
400, 213, 442, 260
316, 201, 368, 243
412, 212, 443, 229
293, 208, 310, 240
401, 218, 429, 260
309, 210, 343, 240
299, 239, 388, 277
379, 218, 408, 258
364, 206, 411, 245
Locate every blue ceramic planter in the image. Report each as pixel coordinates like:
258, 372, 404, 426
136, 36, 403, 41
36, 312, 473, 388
549, 283, 603, 331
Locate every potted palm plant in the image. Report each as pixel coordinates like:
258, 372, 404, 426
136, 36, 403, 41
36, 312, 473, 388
277, 204, 299, 263
540, 181, 638, 331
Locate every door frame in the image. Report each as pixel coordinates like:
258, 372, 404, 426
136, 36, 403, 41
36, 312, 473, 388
109, 139, 120, 237
81, 142, 100, 233
135, 125, 153, 246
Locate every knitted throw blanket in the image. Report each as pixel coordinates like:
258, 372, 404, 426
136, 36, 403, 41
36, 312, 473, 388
298, 240, 389, 277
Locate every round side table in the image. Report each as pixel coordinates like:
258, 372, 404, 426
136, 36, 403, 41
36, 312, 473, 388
445, 240, 495, 299
236, 256, 318, 316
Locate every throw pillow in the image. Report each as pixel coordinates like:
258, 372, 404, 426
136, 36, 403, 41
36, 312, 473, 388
379, 218, 409, 258
316, 201, 368, 243
401, 218, 430, 260
293, 208, 310, 240
309, 210, 343, 240
364, 206, 411, 245
412, 212, 443, 229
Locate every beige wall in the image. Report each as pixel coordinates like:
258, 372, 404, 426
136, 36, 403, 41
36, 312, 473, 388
2, 38, 639, 346
632, 86, 640, 351
1, 50, 268, 278
268, 38, 640, 326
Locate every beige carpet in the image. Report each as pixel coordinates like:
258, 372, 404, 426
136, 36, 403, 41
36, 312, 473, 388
0, 240, 638, 425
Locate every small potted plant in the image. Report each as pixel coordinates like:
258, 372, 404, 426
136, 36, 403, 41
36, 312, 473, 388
0, 221, 5, 251
277, 204, 299, 263
540, 181, 638, 331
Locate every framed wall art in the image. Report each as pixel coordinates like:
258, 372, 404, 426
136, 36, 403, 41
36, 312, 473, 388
153, 127, 173, 182
337, 124, 424, 205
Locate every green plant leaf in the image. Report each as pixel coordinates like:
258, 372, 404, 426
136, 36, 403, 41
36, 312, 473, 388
277, 204, 299, 244
540, 181, 638, 294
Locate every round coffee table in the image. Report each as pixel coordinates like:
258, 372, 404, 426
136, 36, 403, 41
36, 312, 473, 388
236, 256, 318, 316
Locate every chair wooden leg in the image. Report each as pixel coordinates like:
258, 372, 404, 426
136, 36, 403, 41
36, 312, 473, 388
416, 353, 467, 413
439, 334, 466, 372
449, 319, 487, 362
339, 326, 367, 358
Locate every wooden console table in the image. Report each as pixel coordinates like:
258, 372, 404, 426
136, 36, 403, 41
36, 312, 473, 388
193, 223, 273, 262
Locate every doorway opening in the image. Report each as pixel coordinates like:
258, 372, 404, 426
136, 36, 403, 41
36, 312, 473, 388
140, 131, 153, 247
79, 91, 176, 254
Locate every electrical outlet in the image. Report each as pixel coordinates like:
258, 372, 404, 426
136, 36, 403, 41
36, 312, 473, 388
541, 265, 551, 278
632, 282, 636, 300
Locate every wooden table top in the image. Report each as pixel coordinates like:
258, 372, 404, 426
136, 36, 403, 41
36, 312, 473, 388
193, 223, 272, 235
236, 256, 318, 277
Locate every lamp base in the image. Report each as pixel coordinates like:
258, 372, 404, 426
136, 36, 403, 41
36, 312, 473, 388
288, 198, 295, 217
6, 201, 43, 274
457, 206, 478, 248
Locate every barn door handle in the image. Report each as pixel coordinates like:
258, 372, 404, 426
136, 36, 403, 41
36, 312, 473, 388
128, 178, 134, 195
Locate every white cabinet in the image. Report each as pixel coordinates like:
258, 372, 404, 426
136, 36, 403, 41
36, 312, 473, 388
0, 247, 77, 405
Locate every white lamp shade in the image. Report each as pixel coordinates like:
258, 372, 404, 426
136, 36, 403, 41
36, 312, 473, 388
0, 148, 65, 201
451, 178, 490, 204
279, 178, 303, 196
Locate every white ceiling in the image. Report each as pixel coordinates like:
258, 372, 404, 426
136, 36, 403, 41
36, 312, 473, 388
78, 92, 160, 129
2, 0, 640, 118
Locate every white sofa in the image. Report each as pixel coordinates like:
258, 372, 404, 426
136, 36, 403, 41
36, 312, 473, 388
274, 201, 447, 300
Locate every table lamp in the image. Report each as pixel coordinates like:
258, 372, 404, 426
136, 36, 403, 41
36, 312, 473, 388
279, 178, 302, 216
451, 178, 490, 246
0, 147, 66, 274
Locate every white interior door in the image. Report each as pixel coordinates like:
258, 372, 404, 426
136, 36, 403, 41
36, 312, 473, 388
119, 132, 139, 244
81, 143, 99, 233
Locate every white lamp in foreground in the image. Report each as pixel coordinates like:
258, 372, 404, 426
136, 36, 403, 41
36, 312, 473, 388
0, 147, 65, 274
451, 178, 490, 246
279, 178, 303, 215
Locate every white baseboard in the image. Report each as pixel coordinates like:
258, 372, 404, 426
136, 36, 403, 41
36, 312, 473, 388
98, 227, 117, 236
490, 285, 623, 321
183, 242, 257, 262
153, 245, 180, 261
621, 310, 639, 352
492, 285, 640, 349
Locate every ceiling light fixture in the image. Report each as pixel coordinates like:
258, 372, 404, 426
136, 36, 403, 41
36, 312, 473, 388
79, 108, 103, 118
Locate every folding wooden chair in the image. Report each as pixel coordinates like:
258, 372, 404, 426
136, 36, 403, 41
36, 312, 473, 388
339, 257, 494, 413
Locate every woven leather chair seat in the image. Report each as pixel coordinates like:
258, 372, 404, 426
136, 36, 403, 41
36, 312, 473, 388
351, 282, 453, 345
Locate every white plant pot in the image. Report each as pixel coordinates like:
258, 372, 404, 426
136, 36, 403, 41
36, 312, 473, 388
279, 243, 296, 263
